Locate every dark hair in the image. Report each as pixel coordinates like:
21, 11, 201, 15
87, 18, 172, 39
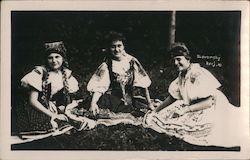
105, 31, 126, 46
44, 41, 69, 68
169, 42, 191, 60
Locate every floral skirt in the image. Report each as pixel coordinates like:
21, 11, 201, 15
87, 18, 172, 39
143, 100, 213, 146
143, 91, 242, 147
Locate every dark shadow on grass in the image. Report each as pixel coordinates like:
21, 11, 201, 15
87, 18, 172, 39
11, 124, 240, 151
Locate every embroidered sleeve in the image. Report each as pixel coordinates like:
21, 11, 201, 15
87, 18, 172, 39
168, 78, 182, 100
188, 65, 221, 100
20, 66, 44, 91
133, 58, 151, 88
87, 62, 110, 94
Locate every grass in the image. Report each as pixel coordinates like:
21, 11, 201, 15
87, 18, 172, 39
11, 54, 238, 151
12, 124, 240, 151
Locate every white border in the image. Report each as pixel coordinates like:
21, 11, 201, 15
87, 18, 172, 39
1, 1, 249, 160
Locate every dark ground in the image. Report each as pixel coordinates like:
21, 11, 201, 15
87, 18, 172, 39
11, 11, 241, 150
11, 124, 240, 151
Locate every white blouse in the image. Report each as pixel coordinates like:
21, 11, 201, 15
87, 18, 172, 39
168, 63, 221, 105
21, 66, 79, 96
87, 53, 151, 94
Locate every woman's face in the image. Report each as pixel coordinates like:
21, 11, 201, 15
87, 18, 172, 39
173, 56, 190, 71
110, 40, 125, 60
47, 53, 63, 71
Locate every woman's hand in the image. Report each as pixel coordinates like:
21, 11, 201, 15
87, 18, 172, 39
90, 103, 100, 116
50, 114, 68, 129
89, 92, 102, 116
54, 114, 69, 121
172, 105, 190, 117
148, 102, 155, 111
65, 99, 83, 112
154, 95, 176, 113
172, 96, 214, 118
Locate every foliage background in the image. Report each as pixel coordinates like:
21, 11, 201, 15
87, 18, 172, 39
11, 11, 241, 150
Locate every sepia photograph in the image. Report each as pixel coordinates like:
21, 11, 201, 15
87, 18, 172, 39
1, 1, 249, 160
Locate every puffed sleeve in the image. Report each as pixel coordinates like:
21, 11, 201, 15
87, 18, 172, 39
187, 64, 221, 100
64, 69, 79, 93
87, 62, 110, 94
168, 78, 182, 100
133, 58, 151, 88
20, 66, 44, 91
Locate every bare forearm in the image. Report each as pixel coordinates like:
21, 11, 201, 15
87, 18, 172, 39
91, 92, 102, 105
188, 96, 214, 112
154, 95, 175, 113
30, 99, 54, 117
29, 91, 54, 117
144, 88, 151, 102
144, 88, 154, 109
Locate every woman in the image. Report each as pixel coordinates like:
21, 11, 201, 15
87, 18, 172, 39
87, 32, 154, 117
21, 41, 95, 132
143, 42, 242, 147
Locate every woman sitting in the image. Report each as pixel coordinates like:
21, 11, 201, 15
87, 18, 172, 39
21, 41, 95, 132
87, 31, 154, 117
143, 42, 242, 147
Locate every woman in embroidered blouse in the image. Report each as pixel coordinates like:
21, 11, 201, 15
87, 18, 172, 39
143, 42, 242, 147
21, 41, 95, 131
87, 32, 154, 116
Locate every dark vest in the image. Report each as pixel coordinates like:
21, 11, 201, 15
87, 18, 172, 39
106, 58, 135, 105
